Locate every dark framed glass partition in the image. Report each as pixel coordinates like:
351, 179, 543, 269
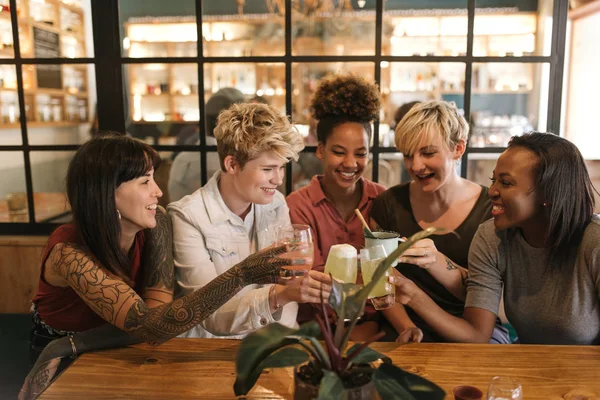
0, 0, 569, 234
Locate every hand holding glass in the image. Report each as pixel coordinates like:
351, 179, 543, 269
360, 245, 395, 310
277, 224, 314, 278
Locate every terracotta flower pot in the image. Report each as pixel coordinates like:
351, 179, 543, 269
293, 364, 376, 400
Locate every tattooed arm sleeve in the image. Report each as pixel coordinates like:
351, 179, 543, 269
50, 242, 299, 345
19, 324, 140, 400
141, 207, 174, 307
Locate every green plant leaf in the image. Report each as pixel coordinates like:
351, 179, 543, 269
345, 343, 391, 365
262, 347, 310, 368
316, 370, 344, 400
328, 280, 363, 318
337, 228, 445, 352
373, 363, 445, 400
292, 320, 322, 339
236, 347, 309, 397
234, 322, 320, 396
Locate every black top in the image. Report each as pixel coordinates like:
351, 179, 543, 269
371, 182, 492, 341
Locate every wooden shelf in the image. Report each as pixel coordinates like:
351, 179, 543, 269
60, 2, 84, 15
0, 47, 14, 57
31, 21, 60, 35
0, 0, 90, 128
129, 40, 197, 44
134, 93, 171, 97
64, 88, 87, 95
34, 88, 66, 96
0, 121, 84, 129
0, 12, 29, 24
131, 119, 198, 124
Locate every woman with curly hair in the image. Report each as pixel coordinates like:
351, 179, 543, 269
286, 73, 386, 340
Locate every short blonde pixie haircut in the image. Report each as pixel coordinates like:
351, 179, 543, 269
214, 102, 305, 171
394, 100, 469, 156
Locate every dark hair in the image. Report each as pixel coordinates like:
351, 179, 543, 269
205, 87, 245, 137
393, 101, 420, 128
66, 132, 161, 283
508, 132, 596, 270
310, 73, 381, 144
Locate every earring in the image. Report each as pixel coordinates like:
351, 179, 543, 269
543, 202, 548, 207
117, 210, 121, 220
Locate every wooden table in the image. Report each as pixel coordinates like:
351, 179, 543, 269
0, 192, 70, 222
39, 339, 600, 399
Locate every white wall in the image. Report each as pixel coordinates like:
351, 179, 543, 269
565, 8, 600, 159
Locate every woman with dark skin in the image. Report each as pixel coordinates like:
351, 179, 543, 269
19, 133, 305, 399
390, 132, 599, 345
286, 73, 386, 340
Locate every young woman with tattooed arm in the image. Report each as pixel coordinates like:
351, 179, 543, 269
19, 134, 304, 400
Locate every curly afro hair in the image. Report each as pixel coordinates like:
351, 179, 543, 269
310, 73, 381, 123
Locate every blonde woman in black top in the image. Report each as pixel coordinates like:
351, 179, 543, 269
371, 100, 509, 344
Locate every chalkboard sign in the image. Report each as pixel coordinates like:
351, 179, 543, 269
33, 27, 62, 89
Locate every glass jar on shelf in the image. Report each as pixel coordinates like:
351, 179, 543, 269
65, 96, 77, 121
0, 92, 19, 123
50, 98, 62, 122
36, 95, 51, 122
77, 98, 87, 121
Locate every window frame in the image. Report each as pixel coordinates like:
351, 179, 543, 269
0, 0, 569, 234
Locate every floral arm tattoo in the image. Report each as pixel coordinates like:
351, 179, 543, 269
141, 208, 174, 305
52, 242, 301, 345
445, 256, 469, 287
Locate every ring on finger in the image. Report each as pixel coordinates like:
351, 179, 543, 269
423, 250, 429, 257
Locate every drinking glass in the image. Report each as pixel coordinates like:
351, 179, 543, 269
486, 376, 523, 400
324, 244, 358, 283
360, 245, 395, 310
276, 224, 314, 278
6, 192, 27, 215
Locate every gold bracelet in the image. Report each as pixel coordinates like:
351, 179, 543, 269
269, 285, 282, 311
68, 335, 77, 358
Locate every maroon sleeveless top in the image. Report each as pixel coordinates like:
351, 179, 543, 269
32, 224, 146, 332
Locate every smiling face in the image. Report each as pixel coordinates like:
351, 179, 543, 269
489, 147, 545, 233
115, 168, 163, 234
403, 131, 463, 193
227, 150, 287, 205
317, 122, 369, 191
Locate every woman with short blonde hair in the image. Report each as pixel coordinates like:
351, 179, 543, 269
215, 102, 304, 171
372, 100, 509, 344
395, 100, 469, 156
169, 102, 331, 340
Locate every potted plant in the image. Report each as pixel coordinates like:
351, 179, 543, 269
234, 228, 446, 400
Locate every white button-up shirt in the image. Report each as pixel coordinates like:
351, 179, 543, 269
168, 171, 298, 338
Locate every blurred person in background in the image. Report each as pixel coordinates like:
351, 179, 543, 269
168, 88, 245, 202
